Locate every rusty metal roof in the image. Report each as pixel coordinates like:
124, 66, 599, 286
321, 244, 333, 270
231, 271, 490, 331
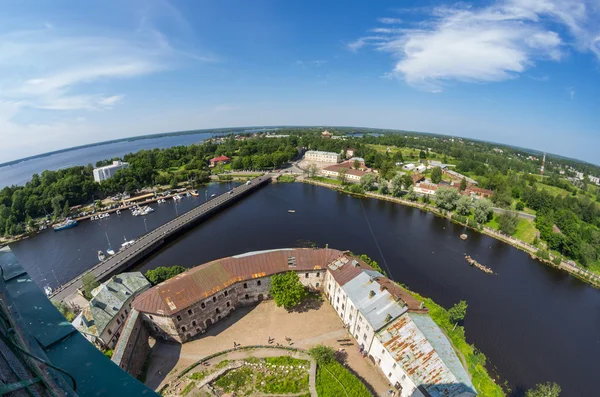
379, 313, 475, 397
133, 248, 342, 316
327, 254, 372, 286
374, 277, 427, 313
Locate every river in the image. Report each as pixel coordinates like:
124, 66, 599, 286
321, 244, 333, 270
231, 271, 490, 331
9, 182, 597, 396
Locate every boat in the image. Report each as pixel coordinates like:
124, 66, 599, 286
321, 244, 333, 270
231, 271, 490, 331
186, 192, 191, 197
211, 193, 217, 198
190, 190, 199, 197
38, 225, 47, 231
98, 250, 105, 261
460, 234, 468, 240
116, 209, 121, 215
53, 218, 78, 231
44, 286, 53, 297
106, 231, 115, 256
121, 237, 135, 250
288, 210, 296, 213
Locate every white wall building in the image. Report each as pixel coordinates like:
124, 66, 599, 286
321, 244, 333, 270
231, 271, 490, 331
415, 164, 427, 173
403, 163, 416, 171
93, 161, 130, 182
304, 150, 340, 163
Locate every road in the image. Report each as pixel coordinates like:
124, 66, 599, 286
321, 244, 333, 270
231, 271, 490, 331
492, 207, 536, 220
51, 175, 272, 302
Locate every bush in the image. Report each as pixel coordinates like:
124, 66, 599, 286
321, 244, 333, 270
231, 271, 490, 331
498, 211, 519, 235
451, 214, 467, 224
515, 201, 525, 211
145, 266, 187, 285
467, 218, 479, 229
347, 184, 365, 194
308, 345, 335, 364
52, 300, 76, 321
103, 349, 113, 358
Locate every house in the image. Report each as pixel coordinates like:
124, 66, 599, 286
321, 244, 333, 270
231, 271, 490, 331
442, 168, 478, 185
415, 164, 427, 173
463, 186, 494, 199
321, 130, 333, 138
345, 157, 368, 171
322, 164, 368, 182
346, 148, 356, 158
304, 150, 341, 163
402, 163, 416, 171
93, 161, 130, 182
411, 173, 425, 184
413, 183, 438, 196
589, 176, 600, 185
209, 155, 231, 167
72, 272, 150, 349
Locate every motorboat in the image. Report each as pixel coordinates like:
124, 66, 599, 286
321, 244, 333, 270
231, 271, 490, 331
211, 193, 217, 198
116, 209, 121, 215
288, 210, 296, 213
121, 238, 135, 249
44, 286, 53, 297
190, 190, 199, 197
98, 250, 105, 261
53, 218, 78, 231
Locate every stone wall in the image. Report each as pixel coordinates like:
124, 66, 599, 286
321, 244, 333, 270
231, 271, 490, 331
111, 309, 151, 378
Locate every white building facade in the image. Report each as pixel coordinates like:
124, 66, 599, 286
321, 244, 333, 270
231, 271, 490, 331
93, 161, 130, 182
304, 150, 340, 163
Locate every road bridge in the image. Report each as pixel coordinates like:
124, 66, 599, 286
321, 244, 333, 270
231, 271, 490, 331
51, 175, 272, 302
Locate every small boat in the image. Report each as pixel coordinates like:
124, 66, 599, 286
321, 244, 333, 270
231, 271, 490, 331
53, 218, 78, 231
44, 285, 53, 297
121, 238, 135, 249
186, 192, 191, 197
288, 210, 296, 213
116, 210, 121, 215
211, 193, 216, 198
38, 225, 47, 231
190, 190, 199, 197
460, 234, 468, 240
98, 250, 105, 261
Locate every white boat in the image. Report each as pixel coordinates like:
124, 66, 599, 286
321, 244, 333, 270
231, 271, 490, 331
105, 232, 115, 255
116, 210, 121, 215
98, 250, 105, 261
211, 193, 216, 198
186, 192, 191, 197
44, 285, 53, 297
288, 210, 296, 213
121, 238, 135, 249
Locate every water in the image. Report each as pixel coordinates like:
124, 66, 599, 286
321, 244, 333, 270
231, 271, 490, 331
10, 183, 598, 396
0, 132, 218, 188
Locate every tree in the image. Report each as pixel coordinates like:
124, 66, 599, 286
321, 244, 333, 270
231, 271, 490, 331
448, 300, 468, 324
473, 199, 493, 224
515, 201, 525, 211
525, 382, 561, 397
419, 150, 426, 159
459, 177, 467, 191
269, 271, 307, 310
144, 266, 187, 285
62, 200, 70, 217
82, 272, 99, 300
378, 184, 389, 195
353, 159, 360, 170
51, 195, 64, 219
498, 211, 519, 235
308, 345, 336, 364
456, 195, 472, 216
391, 175, 404, 197
308, 163, 318, 178
406, 187, 418, 201
52, 300, 76, 322
360, 174, 377, 191
435, 187, 461, 210
401, 174, 413, 189
431, 167, 442, 184
337, 167, 349, 184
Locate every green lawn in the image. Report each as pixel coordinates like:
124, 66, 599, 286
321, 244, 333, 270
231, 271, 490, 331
366, 144, 455, 163
485, 215, 500, 230
513, 218, 537, 244
309, 176, 342, 185
315, 360, 372, 397
534, 182, 571, 198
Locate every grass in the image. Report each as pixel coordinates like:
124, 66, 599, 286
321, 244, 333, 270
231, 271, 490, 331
309, 176, 343, 185
264, 356, 308, 366
366, 144, 454, 163
213, 367, 253, 393
255, 361, 309, 394
277, 174, 296, 183
181, 381, 195, 396
513, 218, 537, 244
534, 182, 571, 198
189, 370, 209, 381
485, 215, 500, 230
315, 360, 371, 397
400, 286, 505, 397
215, 359, 231, 369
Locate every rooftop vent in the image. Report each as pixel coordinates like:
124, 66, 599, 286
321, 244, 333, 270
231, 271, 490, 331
385, 314, 392, 323
380, 285, 388, 292
369, 290, 376, 299
287, 256, 297, 267
352, 260, 359, 267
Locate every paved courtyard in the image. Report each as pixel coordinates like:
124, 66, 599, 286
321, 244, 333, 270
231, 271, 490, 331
146, 299, 392, 395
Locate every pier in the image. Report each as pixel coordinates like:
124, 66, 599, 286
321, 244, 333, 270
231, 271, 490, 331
51, 175, 272, 302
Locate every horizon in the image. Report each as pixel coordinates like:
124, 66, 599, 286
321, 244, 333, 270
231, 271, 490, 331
0, 0, 599, 164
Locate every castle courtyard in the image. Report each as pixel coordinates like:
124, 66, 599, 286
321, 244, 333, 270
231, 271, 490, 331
146, 299, 391, 395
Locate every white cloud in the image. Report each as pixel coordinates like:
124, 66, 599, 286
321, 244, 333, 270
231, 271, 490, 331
353, 0, 600, 91
568, 87, 575, 99
378, 18, 403, 24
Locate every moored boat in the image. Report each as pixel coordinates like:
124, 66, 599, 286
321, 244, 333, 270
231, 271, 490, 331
98, 250, 105, 261
53, 218, 78, 231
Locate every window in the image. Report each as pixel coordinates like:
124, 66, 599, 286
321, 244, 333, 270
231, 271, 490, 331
366, 325, 370, 331
359, 316, 363, 323
316, 282, 320, 287
196, 328, 201, 333
363, 333, 367, 341
201, 302, 206, 309
245, 294, 249, 300
116, 319, 121, 325
149, 315, 153, 320
224, 290, 228, 297
108, 329, 112, 335
121, 313, 125, 320
188, 309, 193, 315
226, 302, 231, 307
124, 309, 128, 315
357, 325, 361, 333
192, 321, 197, 327
305, 273, 309, 278
181, 326, 186, 332
381, 349, 385, 355
243, 283, 248, 288
217, 316, 221, 320
393, 363, 397, 369
213, 296, 217, 302
342, 304, 345, 310
216, 308, 220, 314
328, 284, 331, 290
257, 280, 261, 286
349, 314, 352, 321
316, 272, 320, 277
336, 297, 339, 303
388, 372, 392, 378
177, 315, 181, 321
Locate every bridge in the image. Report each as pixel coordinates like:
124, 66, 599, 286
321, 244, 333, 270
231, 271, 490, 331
51, 175, 272, 302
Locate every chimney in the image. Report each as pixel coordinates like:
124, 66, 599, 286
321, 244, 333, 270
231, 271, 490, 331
369, 290, 375, 299
380, 285, 387, 292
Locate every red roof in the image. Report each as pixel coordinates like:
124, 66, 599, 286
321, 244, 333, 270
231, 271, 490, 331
210, 155, 231, 162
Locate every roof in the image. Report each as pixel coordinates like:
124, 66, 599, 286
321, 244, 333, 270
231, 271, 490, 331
348, 157, 365, 163
306, 150, 339, 156
134, 248, 342, 316
327, 255, 373, 286
342, 272, 407, 331
323, 164, 368, 178
210, 155, 231, 162
412, 173, 425, 183
378, 313, 475, 397
73, 272, 150, 337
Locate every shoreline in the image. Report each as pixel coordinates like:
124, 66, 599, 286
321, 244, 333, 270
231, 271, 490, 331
301, 178, 600, 289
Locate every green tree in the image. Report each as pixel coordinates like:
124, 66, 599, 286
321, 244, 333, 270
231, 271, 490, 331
515, 201, 525, 211
378, 184, 389, 195
353, 159, 360, 170
525, 382, 561, 397
435, 187, 461, 210
308, 345, 336, 364
82, 272, 99, 300
401, 174, 413, 189
391, 174, 404, 197
456, 195, 472, 216
498, 211, 519, 235
52, 300, 76, 322
62, 200, 70, 217
337, 168, 349, 184
308, 164, 318, 178
419, 150, 426, 159
269, 271, 307, 310
459, 177, 467, 191
473, 199, 493, 224
51, 195, 64, 219
448, 300, 468, 324
431, 167, 442, 184
360, 174, 377, 191
406, 187, 418, 201
144, 266, 187, 285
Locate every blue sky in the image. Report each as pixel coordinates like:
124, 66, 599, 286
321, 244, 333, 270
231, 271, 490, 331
0, 0, 599, 163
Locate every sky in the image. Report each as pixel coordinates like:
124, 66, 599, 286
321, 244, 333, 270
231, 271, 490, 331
0, 0, 599, 164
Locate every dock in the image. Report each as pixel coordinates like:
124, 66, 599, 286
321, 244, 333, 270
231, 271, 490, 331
51, 175, 272, 302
